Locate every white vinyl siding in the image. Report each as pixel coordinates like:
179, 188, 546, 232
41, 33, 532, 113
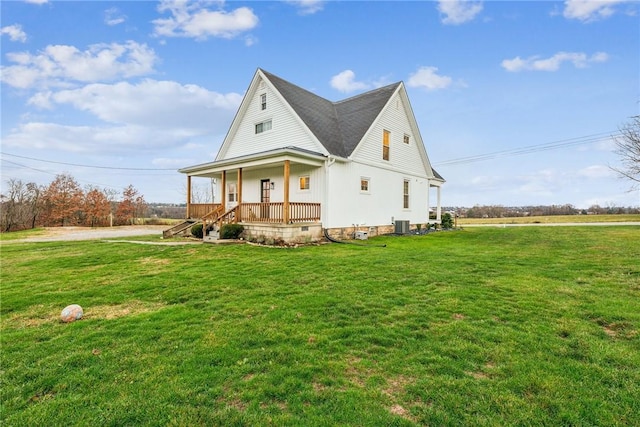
352, 94, 426, 176
221, 77, 326, 160
324, 161, 429, 228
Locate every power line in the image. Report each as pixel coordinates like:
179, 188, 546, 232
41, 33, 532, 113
0, 152, 177, 171
1, 158, 125, 190
433, 131, 620, 167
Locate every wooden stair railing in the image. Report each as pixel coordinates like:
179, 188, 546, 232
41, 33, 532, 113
215, 206, 239, 228
162, 219, 197, 238
202, 205, 224, 236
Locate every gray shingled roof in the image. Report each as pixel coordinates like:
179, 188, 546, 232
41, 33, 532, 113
261, 69, 400, 158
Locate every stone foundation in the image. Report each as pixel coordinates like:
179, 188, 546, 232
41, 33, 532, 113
241, 222, 323, 244
323, 224, 397, 240
219, 222, 421, 244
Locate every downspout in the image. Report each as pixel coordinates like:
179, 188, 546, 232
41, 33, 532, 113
186, 175, 192, 219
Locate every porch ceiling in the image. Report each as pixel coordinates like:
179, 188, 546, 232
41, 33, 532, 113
179, 147, 328, 177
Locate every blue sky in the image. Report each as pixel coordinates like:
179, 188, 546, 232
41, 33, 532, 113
1, 0, 638, 208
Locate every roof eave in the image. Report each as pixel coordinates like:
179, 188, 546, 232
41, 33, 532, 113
179, 147, 328, 175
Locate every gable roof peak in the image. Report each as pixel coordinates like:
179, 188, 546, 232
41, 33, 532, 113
335, 81, 402, 104
257, 69, 401, 158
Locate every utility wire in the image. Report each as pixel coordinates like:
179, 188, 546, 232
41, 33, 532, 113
2, 130, 620, 172
1, 158, 124, 190
433, 131, 620, 167
0, 152, 177, 171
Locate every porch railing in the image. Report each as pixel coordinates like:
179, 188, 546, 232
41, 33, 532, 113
289, 202, 321, 223
192, 202, 320, 224
189, 203, 221, 219
240, 202, 320, 223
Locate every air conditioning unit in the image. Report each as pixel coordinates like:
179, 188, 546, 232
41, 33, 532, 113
355, 231, 368, 240
394, 220, 410, 234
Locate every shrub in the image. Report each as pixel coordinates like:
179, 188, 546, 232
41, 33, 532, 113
220, 223, 244, 239
441, 213, 454, 229
191, 223, 204, 238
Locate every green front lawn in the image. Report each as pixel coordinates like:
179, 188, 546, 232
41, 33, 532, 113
2, 227, 639, 425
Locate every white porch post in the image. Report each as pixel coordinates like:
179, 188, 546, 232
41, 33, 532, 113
186, 175, 192, 219
283, 160, 290, 224
426, 181, 431, 223
237, 168, 243, 222
436, 185, 442, 222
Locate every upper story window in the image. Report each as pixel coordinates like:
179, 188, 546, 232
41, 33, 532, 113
403, 134, 410, 144
299, 176, 310, 190
383, 130, 390, 161
260, 93, 267, 110
255, 119, 272, 134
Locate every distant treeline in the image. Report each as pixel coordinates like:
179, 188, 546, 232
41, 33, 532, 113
449, 204, 640, 219
1, 174, 147, 232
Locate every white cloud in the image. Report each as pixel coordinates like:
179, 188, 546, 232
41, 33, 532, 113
501, 51, 609, 72
437, 0, 483, 25
330, 70, 370, 93
1, 24, 27, 42
105, 7, 127, 26
24, 0, 49, 4
0, 41, 157, 89
1, 122, 185, 154
285, 0, 325, 15
152, 157, 195, 167
577, 164, 614, 178
3, 79, 242, 154
153, 1, 259, 40
407, 66, 453, 91
28, 79, 242, 132
515, 169, 559, 196
563, 0, 630, 22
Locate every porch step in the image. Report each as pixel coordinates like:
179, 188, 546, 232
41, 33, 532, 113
163, 220, 199, 238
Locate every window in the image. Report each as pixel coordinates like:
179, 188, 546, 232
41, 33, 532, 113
255, 119, 272, 134
403, 180, 410, 209
404, 134, 410, 144
383, 130, 390, 161
299, 176, 310, 190
360, 178, 370, 193
228, 183, 237, 202
260, 93, 267, 110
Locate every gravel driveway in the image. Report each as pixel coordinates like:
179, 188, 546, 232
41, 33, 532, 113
8, 225, 171, 243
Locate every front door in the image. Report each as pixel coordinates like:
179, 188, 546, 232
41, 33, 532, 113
260, 179, 270, 219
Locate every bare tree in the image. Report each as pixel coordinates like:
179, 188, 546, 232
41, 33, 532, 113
1, 179, 27, 231
1, 179, 45, 231
26, 182, 43, 229
612, 115, 640, 190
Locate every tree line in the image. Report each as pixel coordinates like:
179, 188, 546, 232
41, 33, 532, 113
455, 204, 639, 219
1, 174, 147, 232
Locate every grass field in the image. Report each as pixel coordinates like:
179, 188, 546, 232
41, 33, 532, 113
457, 213, 640, 225
2, 227, 639, 426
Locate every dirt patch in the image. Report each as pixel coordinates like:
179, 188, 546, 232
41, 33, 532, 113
84, 301, 165, 320
139, 257, 171, 266
6, 300, 166, 328
389, 404, 413, 420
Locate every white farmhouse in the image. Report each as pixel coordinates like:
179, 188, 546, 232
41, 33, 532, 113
172, 69, 444, 242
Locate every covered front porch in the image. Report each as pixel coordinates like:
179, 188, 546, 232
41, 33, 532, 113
176, 148, 326, 241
